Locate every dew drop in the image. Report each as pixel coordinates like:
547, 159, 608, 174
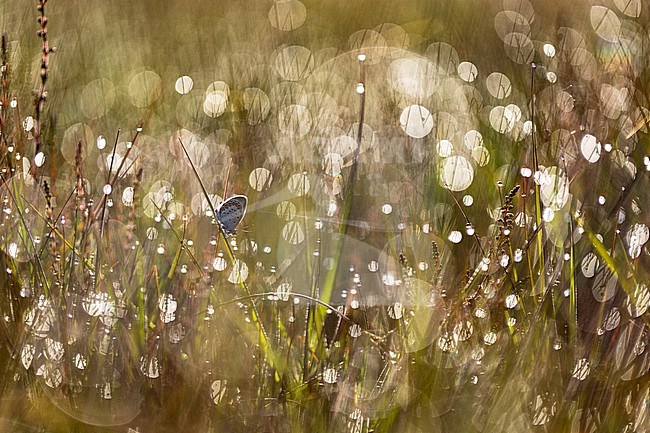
97, 135, 106, 150
505, 294, 518, 309
323, 368, 338, 384
34, 152, 45, 167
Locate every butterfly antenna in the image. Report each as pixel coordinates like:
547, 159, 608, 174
223, 157, 233, 198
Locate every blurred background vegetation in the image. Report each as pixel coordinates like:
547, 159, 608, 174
0, 0, 649, 432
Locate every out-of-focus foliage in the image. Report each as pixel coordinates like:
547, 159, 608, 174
0, 0, 649, 432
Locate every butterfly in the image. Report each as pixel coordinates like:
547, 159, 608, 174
216, 194, 248, 236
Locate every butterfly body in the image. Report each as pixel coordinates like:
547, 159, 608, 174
216, 194, 247, 236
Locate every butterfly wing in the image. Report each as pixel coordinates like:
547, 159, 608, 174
216, 195, 247, 236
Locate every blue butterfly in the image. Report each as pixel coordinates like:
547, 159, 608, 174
216, 194, 247, 236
